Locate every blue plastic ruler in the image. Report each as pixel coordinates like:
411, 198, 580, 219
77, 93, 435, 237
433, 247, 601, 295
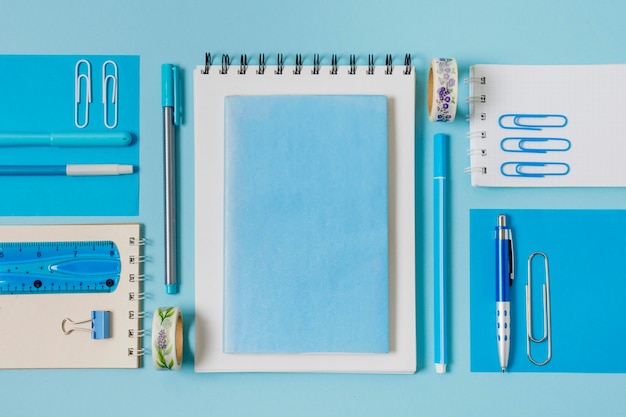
0, 240, 121, 294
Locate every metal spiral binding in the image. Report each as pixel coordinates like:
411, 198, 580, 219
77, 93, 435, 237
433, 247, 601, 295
129, 310, 146, 320
128, 328, 146, 338
312, 54, 320, 75
367, 54, 375, 75
466, 75, 488, 177
404, 54, 412, 75
294, 54, 303, 75
275, 54, 284, 75
201, 53, 414, 76
128, 347, 145, 357
330, 54, 338, 75
257, 53, 266, 75
238, 54, 248, 75
385, 54, 393, 75
220, 54, 230, 75
348, 55, 357, 75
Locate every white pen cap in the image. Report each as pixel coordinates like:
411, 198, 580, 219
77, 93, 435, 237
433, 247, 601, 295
66, 164, 134, 176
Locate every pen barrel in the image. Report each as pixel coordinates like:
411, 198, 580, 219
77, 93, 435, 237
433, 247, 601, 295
434, 176, 447, 368
0, 165, 65, 175
163, 106, 178, 292
495, 237, 511, 302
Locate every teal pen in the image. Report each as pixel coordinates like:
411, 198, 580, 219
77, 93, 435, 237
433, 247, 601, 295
162, 63, 182, 295
0, 131, 132, 147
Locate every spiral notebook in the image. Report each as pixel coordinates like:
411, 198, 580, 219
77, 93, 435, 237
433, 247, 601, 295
194, 53, 416, 373
0, 223, 144, 369
467, 64, 626, 187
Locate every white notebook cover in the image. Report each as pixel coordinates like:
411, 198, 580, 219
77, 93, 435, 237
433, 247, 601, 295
193, 62, 416, 373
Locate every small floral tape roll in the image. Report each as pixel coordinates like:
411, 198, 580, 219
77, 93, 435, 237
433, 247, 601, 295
152, 307, 183, 370
428, 58, 458, 122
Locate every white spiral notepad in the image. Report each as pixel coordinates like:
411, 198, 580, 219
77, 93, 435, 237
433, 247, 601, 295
467, 64, 626, 187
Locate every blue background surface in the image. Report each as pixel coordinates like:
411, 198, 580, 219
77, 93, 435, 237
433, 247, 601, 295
2, 0, 626, 415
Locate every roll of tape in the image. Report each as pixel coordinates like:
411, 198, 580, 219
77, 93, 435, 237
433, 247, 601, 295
428, 58, 458, 122
152, 306, 183, 370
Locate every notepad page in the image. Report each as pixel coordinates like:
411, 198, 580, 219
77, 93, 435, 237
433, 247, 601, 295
0, 224, 142, 369
223, 95, 389, 354
468, 64, 626, 187
194, 64, 416, 373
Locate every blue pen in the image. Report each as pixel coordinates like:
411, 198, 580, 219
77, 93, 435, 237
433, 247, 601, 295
495, 214, 514, 372
162, 64, 182, 295
434, 133, 448, 373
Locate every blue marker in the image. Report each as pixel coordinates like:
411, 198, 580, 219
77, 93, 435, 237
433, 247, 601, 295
495, 214, 514, 372
434, 133, 448, 373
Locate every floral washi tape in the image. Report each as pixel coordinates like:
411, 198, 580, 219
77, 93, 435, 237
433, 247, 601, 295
428, 58, 458, 122
152, 306, 184, 370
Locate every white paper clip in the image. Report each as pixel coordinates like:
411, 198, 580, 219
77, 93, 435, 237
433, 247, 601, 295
102, 60, 118, 129
61, 310, 111, 339
74, 59, 92, 128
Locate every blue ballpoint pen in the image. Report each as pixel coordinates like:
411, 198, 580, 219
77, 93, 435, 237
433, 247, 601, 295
434, 133, 448, 373
495, 214, 514, 372
162, 64, 182, 294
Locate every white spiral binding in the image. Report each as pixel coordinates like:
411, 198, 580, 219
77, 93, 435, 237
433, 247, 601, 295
128, 235, 146, 357
466, 74, 488, 177
201, 53, 413, 76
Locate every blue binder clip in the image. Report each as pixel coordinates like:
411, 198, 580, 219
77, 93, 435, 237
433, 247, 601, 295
501, 162, 570, 177
501, 138, 571, 153
61, 310, 111, 339
498, 114, 568, 130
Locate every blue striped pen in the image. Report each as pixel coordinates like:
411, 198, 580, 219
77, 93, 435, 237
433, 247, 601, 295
434, 133, 448, 373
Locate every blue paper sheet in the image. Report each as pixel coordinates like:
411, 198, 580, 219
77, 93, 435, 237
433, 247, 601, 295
470, 209, 626, 373
0, 55, 139, 216
223, 95, 389, 354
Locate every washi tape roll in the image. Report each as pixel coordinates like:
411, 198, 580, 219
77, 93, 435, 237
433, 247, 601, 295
152, 306, 183, 370
428, 58, 458, 122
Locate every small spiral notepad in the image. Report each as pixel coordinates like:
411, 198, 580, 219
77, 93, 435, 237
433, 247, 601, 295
467, 64, 626, 187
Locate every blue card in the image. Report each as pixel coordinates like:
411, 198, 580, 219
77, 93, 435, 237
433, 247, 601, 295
223, 95, 389, 354
470, 209, 626, 372
0, 55, 139, 216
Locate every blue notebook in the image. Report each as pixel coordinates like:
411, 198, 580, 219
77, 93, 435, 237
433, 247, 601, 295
470, 209, 626, 373
0, 55, 139, 216
223, 95, 389, 354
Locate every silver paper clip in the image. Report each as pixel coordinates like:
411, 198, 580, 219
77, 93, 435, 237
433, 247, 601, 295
498, 114, 568, 130
74, 59, 92, 128
501, 137, 571, 153
501, 162, 570, 177
525, 252, 552, 366
102, 60, 118, 129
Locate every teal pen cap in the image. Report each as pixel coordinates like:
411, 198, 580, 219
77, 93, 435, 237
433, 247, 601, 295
161, 64, 182, 126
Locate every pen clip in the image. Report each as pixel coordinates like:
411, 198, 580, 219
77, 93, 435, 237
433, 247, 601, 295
102, 60, 119, 129
508, 228, 514, 286
172, 65, 181, 126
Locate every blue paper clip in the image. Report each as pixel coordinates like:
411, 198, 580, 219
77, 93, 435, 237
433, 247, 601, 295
501, 138, 571, 153
501, 162, 570, 177
498, 114, 568, 130
61, 310, 111, 339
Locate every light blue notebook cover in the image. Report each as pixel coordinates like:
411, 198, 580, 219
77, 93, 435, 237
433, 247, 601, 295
223, 95, 389, 354
0, 55, 139, 216
470, 209, 626, 373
